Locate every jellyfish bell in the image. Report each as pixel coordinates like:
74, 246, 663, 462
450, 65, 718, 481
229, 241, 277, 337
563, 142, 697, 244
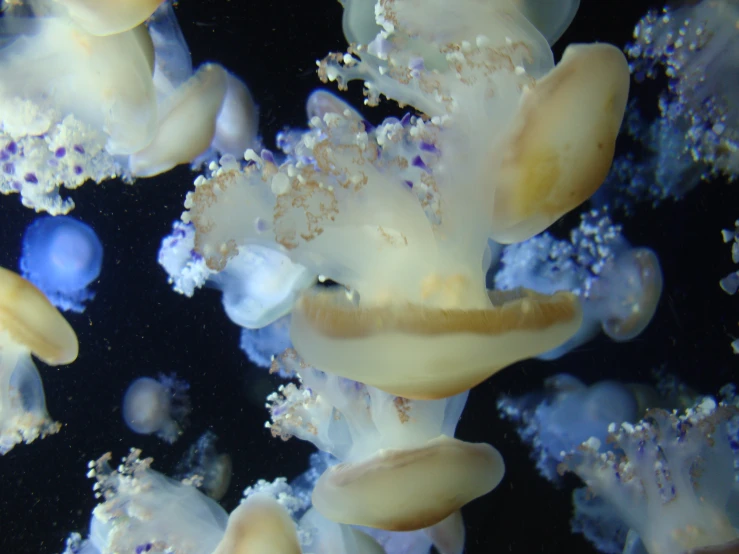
312, 435, 504, 531
290, 287, 582, 400
122, 374, 190, 443
590, 247, 663, 341
20, 215, 103, 312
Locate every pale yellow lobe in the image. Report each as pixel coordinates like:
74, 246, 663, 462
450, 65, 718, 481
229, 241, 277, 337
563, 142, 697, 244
54, 0, 165, 36
312, 436, 504, 531
491, 42, 630, 244
0, 267, 78, 365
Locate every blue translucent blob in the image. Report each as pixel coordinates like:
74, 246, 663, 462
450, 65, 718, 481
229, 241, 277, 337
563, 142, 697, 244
20, 215, 103, 313
498, 374, 642, 482
239, 315, 292, 370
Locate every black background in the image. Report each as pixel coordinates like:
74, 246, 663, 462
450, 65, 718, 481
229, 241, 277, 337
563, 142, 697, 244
1, 1, 738, 553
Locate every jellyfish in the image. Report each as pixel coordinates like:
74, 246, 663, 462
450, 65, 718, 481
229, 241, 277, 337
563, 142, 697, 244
207, 245, 315, 330
122, 374, 190, 443
174, 431, 233, 501
172, 0, 629, 399
0, 0, 260, 213
720, 220, 739, 353
71, 449, 230, 554
239, 315, 293, 370
20, 215, 103, 313
627, 0, 739, 181
158, 220, 315, 329
0, 266, 78, 454
497, 374, 650, 483
493, 209, 663, 359
266, 362, 503, 531
561, 395, 739, 554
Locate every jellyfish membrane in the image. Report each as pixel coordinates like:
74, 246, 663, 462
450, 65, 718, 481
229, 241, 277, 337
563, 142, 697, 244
239, 315, 293, 370
20, 215, 103, 313
498, 374, 645, 482
587, 247, 663, 341
267, 365, 503, 530
79, 449, 230, 554
148, 0, 193, 98
122, 374, 191, 443
627, 0, 739, 180
0, 266, 78, 454
174, 431, 233, 501
177, 0, 628, 400
208, 246, 315, 330
562, 396, 739, 554
493, 209, 663, 359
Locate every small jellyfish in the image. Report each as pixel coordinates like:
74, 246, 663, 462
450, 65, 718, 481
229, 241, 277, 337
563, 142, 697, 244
239, 315, 292, 370
122, 374, 190, 443
174, 431, 232, 501
627, 0, 739, 180
20, 215, 103, 313
562, 396, 739, 554
498, 374, 645, 482
493, 209, 663, 359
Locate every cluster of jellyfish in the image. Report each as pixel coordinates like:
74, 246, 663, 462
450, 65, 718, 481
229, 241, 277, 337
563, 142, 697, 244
0, 0, 737, 553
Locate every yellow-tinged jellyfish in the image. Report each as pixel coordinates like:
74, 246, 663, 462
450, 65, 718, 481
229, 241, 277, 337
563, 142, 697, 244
0, 265, 78, 453
179, 0, 627, 398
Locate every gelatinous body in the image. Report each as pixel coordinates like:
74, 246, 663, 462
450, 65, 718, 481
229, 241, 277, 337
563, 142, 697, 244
493, 209, 663, 359
498, 374, 644, 482
0, 266, 77, 454
563, 396, 739, 554
239, 315, 293, 369
176, 0, 628, 398
267, 362, 502, 531
174, 431, 233, 501
20, 216, 103, 313
628, 0, 739, 181
122, 374, 190, 443
0, 0, 260, 213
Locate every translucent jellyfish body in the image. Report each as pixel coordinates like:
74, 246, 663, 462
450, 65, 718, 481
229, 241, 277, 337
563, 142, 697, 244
239, 315, 293, 370
122, 374, 190, 443
174, 431, 233, 501
493, 209, 663, 359
562, 397, 739, 554
267, 363, 503, 531
20, 216, 103, 313
0, 0, 260, 213
497, 374, 646, 483
720, 220, 739, 353
158, 220, 314, 329
627, 0, 739, 181
0, 266, 78, 454
176, 0, 629, 399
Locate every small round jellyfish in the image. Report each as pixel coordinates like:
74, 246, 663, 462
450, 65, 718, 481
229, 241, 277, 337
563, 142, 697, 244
20, 215, 103, 313
122, 374, 191, 443
174, 431, 233, 501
